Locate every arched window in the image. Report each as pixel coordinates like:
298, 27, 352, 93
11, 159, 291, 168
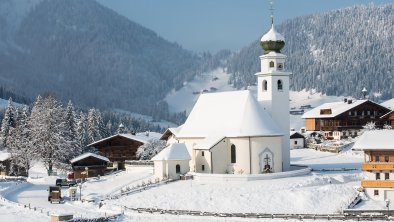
263, 80, 267, 91
269, 61, 275, 68
277, 80, 283, 91
175, 164, 181, 173
231, 144, 236, 163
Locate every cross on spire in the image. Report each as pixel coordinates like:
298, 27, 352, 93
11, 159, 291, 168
269, 0, 275, 25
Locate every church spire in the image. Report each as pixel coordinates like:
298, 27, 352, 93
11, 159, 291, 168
269, 0, 274, 25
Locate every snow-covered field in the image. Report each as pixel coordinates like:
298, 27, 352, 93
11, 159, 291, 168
0, 149, 368, 221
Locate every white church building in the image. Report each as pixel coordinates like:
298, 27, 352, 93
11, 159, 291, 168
153, 22, 292, 179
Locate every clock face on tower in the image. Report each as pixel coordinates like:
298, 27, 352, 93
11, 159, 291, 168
278, 63, 283, 70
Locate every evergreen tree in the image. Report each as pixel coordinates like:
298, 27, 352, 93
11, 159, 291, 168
1, 98, 16, 149
87, 109, 100, 144
76, 111, 88, 151
64, 101, 79, 157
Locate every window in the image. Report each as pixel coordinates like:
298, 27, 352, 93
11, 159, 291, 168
385, 156, 390, 162
294, 141, 298, 145
231, 144, 236, 163
277, 80, 283, 91
262, 80, 267, 91
176, 164, 180, 173
376, 155, 380, 162
385, 173, 390, 180
269, 61, 274, 68
376, 173, 380, 180
202, 151, 204, 156
277, 63, 283, 70
202, 165, 205, 171
374, 190, 379, 196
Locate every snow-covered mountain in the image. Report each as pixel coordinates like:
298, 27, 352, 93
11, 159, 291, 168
228, 4, 394, 100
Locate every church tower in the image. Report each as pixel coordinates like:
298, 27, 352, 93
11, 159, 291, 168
256, 17, 292, 171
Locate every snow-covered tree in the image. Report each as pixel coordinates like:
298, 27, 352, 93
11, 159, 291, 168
64, 101, 79, 158
76, 111, 88, 151
30, 96, 71, 175
1, 98, 16, 149
87, 109, 101, 144
383, 124, 393, 130
7, 106, 32, 176
96, 110, 108, 138
363, 121, 376, 131
136, 139, 166, 160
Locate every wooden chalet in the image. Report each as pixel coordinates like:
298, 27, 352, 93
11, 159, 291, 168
353, 130, 394, 201
302, 99, 391, 139
70, 153, 109, 179
381, 110, 394, 128
87, 132, 162, 169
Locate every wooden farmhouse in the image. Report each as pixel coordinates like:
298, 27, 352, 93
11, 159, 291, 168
353, 130, 394, 201
70, 153, 109, 179
302, 99, 391, 140
88, 132, 161, 169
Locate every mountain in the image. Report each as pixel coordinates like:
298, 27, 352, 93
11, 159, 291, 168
228, 4, 394, 100
0, 0, 215, 119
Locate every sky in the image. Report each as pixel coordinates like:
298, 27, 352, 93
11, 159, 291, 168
97, 0, 392, 53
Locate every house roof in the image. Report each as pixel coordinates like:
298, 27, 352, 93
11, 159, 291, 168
160, 125, 182, 140
302, 99, 383, 119
0, 152, 11, 161
151, 143, 191, 161
381, 110, 394, 119
381, 98, 394, 110
290, 131, 305, 139
87, 132, 162, 147
70, 152, 110, 163
176, 90, 283, 138
352, 130, 394, 150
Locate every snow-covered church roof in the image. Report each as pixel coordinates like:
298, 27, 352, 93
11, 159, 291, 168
151, 143, 191, 161
261, 24, 285, 42
353, 130, 394, 151
176, 90, 283, 138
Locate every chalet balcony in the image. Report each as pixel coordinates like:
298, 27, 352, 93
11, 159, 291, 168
362, 162, 394, 171
362, 180, 394, 188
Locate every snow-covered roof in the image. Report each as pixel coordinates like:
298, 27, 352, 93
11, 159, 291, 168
381, 98, 394, 110
302, 99, 368, 119
70, 152, 109, 163
88, 132, 162, 147
381, 110, 394, 119
261, 24, 285, 42
290, 131, 304, 139
151, 143, 191, 161
176, 90, 283, 138
195, 135, 225, 150
0, 152, 11, 161
352, 130, 394, 150
160, 125, 182, 140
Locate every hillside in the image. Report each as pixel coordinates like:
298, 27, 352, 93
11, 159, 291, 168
0, 0, 211, 119
228, 4, 394, 100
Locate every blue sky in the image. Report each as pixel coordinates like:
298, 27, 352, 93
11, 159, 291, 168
97, 0, 392, 53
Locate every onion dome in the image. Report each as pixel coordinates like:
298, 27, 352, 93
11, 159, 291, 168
260, 24, 285, 54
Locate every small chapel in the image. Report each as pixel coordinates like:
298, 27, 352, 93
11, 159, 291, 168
153, 18, 292, 179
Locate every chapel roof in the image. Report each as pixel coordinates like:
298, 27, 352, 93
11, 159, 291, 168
151, 143, 191, 161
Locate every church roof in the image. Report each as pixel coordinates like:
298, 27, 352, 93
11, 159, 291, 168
261, 24, 285, 42
176, 90, 283, 138
352, 130, 394, 151
151, 143, 191, 161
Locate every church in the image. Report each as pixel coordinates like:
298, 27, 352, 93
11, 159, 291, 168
153, 20, 292, 179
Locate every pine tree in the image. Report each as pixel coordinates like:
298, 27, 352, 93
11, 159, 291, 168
7, 106, 32, 176
136, 139, 166, 160
95, 110, 108, 139
64, 101, 79, 158
76, 111, 88, 151
87, 109, 100, 144
1, 98, 16, 149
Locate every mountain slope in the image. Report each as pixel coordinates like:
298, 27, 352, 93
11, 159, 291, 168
0, 0, 202, 117
228, 4, 394, 100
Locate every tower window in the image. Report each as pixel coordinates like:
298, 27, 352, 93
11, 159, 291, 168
176, 164, 181, 173
277, 80, 283, 91
269, 61, 274, 68
202, 151, 204, 156
262, 80, 267, 91
231, 144, 236, 163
